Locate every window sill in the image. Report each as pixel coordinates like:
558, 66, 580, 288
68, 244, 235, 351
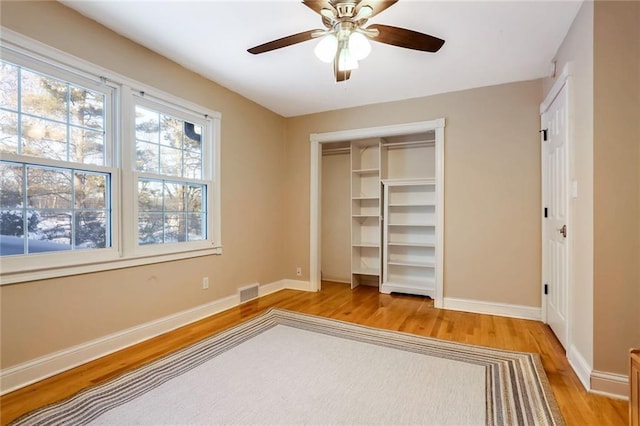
0, 246, 222, 285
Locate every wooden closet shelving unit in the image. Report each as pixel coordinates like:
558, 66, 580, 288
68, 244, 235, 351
347, 130, 443, 299
350, 139, 382, 288
381, 178, 437, 297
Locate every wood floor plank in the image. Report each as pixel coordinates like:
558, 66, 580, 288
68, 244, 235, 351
0, 282, 628, 425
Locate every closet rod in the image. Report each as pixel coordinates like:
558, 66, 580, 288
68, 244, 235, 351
383, 140, 435, 149
322, 147, 351, 156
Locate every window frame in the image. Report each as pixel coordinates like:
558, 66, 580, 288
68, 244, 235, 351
125, 92, 218, 257
0, 29, 222, 285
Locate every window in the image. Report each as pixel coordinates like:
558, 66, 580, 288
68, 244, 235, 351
0, 57, 115, 258
0, 163, 111, 254
0, 34, 221, 284
131, 98, 213, 251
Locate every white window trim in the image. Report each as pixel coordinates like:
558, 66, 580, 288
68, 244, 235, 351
0, 28, 222, 285
126, 92, 217, 258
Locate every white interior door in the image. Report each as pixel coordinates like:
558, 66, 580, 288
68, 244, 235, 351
541, 81, 570, 349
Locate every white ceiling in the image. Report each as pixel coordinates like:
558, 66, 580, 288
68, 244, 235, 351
61, 0, 582, 117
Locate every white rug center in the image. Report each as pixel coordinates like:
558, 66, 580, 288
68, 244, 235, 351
90, 325, 486, 425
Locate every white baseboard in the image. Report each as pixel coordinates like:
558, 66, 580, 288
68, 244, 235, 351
320, 276, 351, 284
281, 279, 313, 292
567, 344, 592, 391
442, 297, 542, 321
258, 280, 284, 297
590, 370, 629, 400
258, 279, 312, 296
0, 279, 311, 395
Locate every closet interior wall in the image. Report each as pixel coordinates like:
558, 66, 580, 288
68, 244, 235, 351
321, 143, 351, 284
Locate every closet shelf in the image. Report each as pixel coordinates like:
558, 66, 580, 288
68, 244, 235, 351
352, 242, 380, 248
352, 168, 380, 175
352, 267, 380, 276
388, 242, 436, 248
389, 203, 435, 207
388, 260, 435, 268
380, 280, 435, 297
388, 223, 435, 227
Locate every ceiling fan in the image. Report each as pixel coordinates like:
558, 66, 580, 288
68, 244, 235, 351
247, 0, 445, 82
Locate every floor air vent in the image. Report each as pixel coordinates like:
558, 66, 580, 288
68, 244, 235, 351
239, 284, 259, 303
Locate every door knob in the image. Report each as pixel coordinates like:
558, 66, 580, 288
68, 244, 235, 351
558, 225, 567, 238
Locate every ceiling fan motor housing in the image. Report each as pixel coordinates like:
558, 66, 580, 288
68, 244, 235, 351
335, 2, 357, 18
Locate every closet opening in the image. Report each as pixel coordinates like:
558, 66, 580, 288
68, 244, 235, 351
311, 120, 445, 307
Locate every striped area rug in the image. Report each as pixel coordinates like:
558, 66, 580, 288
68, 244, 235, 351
11, 308, 563, 425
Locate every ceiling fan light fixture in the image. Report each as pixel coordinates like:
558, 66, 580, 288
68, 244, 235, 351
314, 34, 338, 63
348, 31, 371, 60
337, 47, 359, 71
320, 8, 336, 20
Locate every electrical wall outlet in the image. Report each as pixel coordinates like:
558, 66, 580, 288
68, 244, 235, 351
296, 267, 302, 277
202, 277, 209, 289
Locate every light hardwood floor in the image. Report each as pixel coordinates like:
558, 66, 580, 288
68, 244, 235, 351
0, 281, 628, 425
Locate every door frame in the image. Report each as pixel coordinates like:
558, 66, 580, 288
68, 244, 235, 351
540, 63, 573, 337
309, 119, 445, 307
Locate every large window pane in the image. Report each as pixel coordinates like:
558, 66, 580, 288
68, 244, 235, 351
25, 166, 109, 212
75, 172, 106, 209
184, 150, 202, 179
0, 163, 23, 208
160, 116, 182, 148
0, 209, 25, 239
138, 180, 163, 211
1, 162, 111, 256
135, 105, 203, 180
159, 145, 182, 176
187, 213, 205, 241
136, 140, 159, 173
164, 213, 186, 243
138, 212, 163, 245
69, 85, 104, 130
33, 210, 72, 248
0, 61, 107, 167
0, 110, 19, 154
27, 167, 72, 209
186, 185, 203, 212
22, 116, 67, 161
184, 123, 201, 151
164, 182, 186, 212
70, 127, 104, 165
0, 61, 18, 111
21, 69, 67, 122
136, 178, 207, 246
0, 234, 25, 256
135, 106, 159, 143
75, 211, 107, 249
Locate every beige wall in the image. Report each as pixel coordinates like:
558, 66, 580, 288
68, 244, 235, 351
285, 80, 543, 307
321, 153, 351, 283
592, 0, 640, 374
0, 1, 287, 367
543, 0, 595, 367
544, 0, 640, 376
